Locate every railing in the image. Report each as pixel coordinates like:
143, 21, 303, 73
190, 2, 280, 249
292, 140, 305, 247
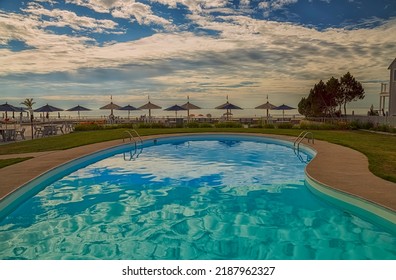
293, 131, 315, 151
294, 131, 314, 149
123, 129, 142, 148
122, 130, 143, 160
293, 131, 314, 163
123, 147, 143, 161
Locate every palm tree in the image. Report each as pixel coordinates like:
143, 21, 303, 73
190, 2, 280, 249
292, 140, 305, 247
21, 98, 35, 110
21, 98, 35, 117
21, 98, 36, 139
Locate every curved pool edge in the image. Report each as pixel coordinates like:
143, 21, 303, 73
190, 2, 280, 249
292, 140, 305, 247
1, 132, 396, 231
0, 142, 128, 220
304, 173, 396, 233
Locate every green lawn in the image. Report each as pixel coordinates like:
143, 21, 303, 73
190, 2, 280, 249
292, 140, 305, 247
1, 128, 395, 183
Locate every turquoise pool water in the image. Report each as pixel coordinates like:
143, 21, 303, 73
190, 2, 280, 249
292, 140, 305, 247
0, 135, 395, 259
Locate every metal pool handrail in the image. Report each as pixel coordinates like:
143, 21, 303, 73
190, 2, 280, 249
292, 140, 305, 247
123, 129, 143, 149
294, 131, 314, 153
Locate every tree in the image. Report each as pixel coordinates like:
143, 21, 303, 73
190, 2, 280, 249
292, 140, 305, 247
298, 79, 337, 117
298, 72, 365, 118
339, 72, 365, 116
298, 97, 311, 116
21, 98, 36, 118
309, 80, 328, 116
324, 77, 340, 116
21, 98, 35, 110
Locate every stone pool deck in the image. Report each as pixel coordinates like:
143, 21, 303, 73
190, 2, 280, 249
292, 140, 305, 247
1, 133, 396, 213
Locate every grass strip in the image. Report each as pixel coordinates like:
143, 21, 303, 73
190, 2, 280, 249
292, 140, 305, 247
0, 157, 33, 169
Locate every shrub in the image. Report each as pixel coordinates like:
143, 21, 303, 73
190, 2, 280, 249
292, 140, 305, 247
263, 123, 275, 129
348, 120, 374, 130
186, 122, 200, 128
137, 123, 151, 129
137, 123, 167, 129
74, 123, 104, 131
276, 123, 294, 129
349, 120, 361, 130
299, 121, 337, 130
374, 124, 396, 133
360, 121, 374, 130
199, 123, 213, 128
334, 121, 349, 130
117, 123, 136, 129
215, 122, 243, 128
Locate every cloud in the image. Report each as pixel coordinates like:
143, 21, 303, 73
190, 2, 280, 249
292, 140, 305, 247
35, 0, 58, 4
65, 0, 118, 13
111, 1, 175, 29
1, 1, 395, 109
2, 6, 395, 80
258, 0, 298, 17
66, 0, 175, 30
23, 3, 121, 34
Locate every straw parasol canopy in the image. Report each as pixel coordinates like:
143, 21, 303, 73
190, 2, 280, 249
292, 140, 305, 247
100, 96, 121, 117
138, 97, 161, 121
164, 104, 187, 118
181, 96, 201, 122
255, 101, 277, 110
255, 99, 277, 123
118, 104, 139, 119
66, 105, 91, 119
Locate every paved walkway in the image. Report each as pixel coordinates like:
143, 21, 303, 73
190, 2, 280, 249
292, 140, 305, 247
1, 133, 396, 213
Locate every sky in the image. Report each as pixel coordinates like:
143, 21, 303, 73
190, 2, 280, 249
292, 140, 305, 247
0, 0, 395, 116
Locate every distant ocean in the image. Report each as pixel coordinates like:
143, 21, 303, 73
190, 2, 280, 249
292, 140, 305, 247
48, 107, 373, 121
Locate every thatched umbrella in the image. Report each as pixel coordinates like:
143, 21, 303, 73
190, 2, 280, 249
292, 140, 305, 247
181, 96, 201, 122
100, 96, 121, 117
255, 101, 276, 123
138, 98, 161, 121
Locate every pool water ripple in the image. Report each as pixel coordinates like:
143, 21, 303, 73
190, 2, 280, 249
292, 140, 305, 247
1, 136, 396, 259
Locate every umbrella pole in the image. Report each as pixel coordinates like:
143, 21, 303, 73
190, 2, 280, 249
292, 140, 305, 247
266, 109, 269, 124
149, 109, 151, 122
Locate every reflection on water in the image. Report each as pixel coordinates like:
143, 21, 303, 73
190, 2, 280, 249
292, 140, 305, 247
1, 139, 396, 260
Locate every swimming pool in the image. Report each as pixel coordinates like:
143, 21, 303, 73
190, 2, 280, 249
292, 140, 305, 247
1, 134, 396, 259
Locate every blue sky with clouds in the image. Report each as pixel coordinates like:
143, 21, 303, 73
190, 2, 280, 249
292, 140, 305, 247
0, 0, 395, 114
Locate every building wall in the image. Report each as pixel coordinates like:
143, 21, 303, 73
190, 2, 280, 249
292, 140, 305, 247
389, 62, 396, 116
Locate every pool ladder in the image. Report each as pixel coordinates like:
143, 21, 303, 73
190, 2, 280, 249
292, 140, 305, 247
123, 129, 143, 161
293, 131, 314, 163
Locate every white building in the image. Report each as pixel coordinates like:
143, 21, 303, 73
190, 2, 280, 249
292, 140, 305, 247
389, 58, 396, 116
